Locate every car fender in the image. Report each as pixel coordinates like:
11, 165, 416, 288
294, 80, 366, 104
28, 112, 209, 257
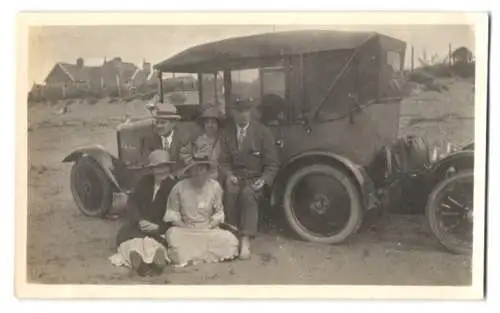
62, 144, 124, 193
429, 148, 475, 184
270, 151, 379, 211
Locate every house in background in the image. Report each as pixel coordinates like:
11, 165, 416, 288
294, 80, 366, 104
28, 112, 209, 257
43, 57, 138, 95
39, 57, 205, 101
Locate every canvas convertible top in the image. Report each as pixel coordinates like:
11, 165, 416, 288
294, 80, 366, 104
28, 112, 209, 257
154, 30, 406, 73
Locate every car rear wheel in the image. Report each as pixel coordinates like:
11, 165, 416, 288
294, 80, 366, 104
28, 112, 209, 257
426, 170, 474, 255
283, 164, 363, 244
70, 157, 113, 217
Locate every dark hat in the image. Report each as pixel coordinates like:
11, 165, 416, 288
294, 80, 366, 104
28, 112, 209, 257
178, 151, 215, 177
229, 96, 256, 112
198, 104, 224, 121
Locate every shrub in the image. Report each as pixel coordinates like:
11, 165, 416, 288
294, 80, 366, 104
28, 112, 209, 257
407, 70, 434, 84
87, 97, 99, 105
106, 88, 121, 98
140, 92, 155, 101
108, 97, 120, 104
452, 62, 475, 78
423, 80, 448, 93
421, 63, 453, 78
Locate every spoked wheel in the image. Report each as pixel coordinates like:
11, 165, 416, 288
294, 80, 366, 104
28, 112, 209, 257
283, 164, 363, 244
426, 170, 474, 255
70, 157, 113, 217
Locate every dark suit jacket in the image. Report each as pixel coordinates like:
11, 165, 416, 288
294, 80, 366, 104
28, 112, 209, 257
143, 129, 183, 170
218, 121, 280, 186
116, 175, 177, 247
144, 124, 200, 172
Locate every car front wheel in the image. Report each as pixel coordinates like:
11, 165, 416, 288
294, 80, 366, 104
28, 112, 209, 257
70, 157, 113, 217
426, 170, 474, 255
283, 164, 363, 244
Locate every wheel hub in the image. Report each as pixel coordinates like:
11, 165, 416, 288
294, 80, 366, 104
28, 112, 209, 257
82, 181, 92, 196
309, 194, 330, 215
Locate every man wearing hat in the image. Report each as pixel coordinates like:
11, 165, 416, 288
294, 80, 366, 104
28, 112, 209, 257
144, 101, 183, 168
218, 97, 280, 260
111, 149, 177, 276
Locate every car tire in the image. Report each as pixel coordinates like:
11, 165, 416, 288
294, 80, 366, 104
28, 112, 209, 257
283, 164, 363, 244
70, 156, 113, 217
425, 170, 474, 255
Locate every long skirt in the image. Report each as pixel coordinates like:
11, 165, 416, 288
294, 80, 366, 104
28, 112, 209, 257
166, 227, 239, 267
109, 237, 169, 268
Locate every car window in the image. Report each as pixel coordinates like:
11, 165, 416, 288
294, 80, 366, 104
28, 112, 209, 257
261, 67, 286, 98
386, 51, 403, 73
200, 72, 225, 107
230, 69, 260, 100
260, 67, 289, 124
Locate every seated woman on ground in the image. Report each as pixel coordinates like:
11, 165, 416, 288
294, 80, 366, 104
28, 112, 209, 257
109, 149, 177, 277
178, 104, 224, 181
163, 151, 239, 267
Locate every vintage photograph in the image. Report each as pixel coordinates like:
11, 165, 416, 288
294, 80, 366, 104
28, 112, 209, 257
16, 12, 488, 298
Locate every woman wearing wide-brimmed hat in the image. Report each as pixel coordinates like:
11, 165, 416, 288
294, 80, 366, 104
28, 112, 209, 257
163, 151, 239, 267
109, 149, 177, 277
178, 104, 224, 180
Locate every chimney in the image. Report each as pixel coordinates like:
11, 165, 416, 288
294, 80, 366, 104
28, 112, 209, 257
76, 57, 84, 68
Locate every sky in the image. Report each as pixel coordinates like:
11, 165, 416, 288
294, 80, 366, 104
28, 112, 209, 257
28, 24, 475, 84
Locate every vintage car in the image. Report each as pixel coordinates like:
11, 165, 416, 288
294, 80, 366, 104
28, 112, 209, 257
63, 30, 475, 254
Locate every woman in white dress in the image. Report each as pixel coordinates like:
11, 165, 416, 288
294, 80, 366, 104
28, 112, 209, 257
164, 153, 239, 267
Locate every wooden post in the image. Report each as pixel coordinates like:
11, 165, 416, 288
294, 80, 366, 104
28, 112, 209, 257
198, 73, 203, 105
411, 46, 414, 71
116, 74, 121, 97
448, 42, 453, 67
158, 71, 164, 103
223, 70, 232, 108
213, 72, 219, 105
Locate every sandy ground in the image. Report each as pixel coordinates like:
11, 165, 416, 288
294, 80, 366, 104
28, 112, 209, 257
26, 78, 474, 285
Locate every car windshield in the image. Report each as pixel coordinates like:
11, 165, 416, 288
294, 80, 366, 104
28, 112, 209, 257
160, 72, 198, 106
200, 72, 225, 107
162, 66, 287, 121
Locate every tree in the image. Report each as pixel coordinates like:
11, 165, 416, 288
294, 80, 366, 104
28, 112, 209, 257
452, 47, 474, 65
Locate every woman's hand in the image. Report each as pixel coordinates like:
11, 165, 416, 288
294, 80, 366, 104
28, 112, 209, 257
208, 219, 221, 229
139, 220, 159, 233
172, 220, 191, 228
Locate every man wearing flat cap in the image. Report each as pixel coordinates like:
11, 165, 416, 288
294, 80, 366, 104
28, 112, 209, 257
218, 97, 280, 260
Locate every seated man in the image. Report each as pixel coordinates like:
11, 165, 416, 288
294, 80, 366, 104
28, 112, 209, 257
218, 97, 280, 260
